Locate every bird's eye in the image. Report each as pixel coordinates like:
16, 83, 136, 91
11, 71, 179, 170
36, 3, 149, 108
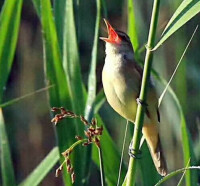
116, 30, 130, 42
123, 54, 127, 60
120, 35, 130, 42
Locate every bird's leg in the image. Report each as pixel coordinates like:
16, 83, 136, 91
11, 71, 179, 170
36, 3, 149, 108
128, 140, 142, 159
136, 98, 148, 107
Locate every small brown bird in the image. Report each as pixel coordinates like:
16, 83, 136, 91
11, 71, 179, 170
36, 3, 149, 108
100, 19, 167, 176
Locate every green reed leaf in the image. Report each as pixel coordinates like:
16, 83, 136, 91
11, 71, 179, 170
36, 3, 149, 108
154, 0, 200, 50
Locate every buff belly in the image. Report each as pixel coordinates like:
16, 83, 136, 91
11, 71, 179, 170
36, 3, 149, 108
102, 68, 138, 123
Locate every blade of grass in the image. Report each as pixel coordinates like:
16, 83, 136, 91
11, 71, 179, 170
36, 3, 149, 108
138, 142, 161, 185
0, 0, 23, 185
62, 0, 91, 184
0, 0, 23, 103
194, 119, 200, 161
180, 114, 197, 185
154, 71, 198, 185
32, 0, 40, 16
157, 26, 198, 185
85, 0, 101, 121
62, 5, 87, 184
54, 0, 66, 53
0, 108, 16, 186
128, 0, 139, 51
0, 85, 54, 108
83, 0, 102, 184
177, 158, 191, 186
155, 166, 200, 186
171, 0, 187, 113
154, 0, 200, 50
37, 0, 78, 184
101, 0, 107, 18
63, 0, 85, 114
19, 147, 59, 186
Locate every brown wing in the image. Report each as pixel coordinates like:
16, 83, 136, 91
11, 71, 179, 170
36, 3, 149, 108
122, 59, 143, 94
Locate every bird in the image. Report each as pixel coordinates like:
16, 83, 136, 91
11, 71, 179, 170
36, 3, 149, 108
100, 19, 167, 176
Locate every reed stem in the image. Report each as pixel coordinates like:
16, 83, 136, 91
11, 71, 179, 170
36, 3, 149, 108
126, 0, 160, 185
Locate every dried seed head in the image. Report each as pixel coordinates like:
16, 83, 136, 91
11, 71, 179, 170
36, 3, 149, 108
68, 149, 72, 155
71, 172, 75, 183
52, 107, 103, 184
62, 151, 67, 157
65, 111, 77, 118
95, 137, 100, 143
84, 131, 90, 138
96, 130, 102, 135
51, 107, 60, 112
60, 107, 66, 113
80, 115, 89, 125
88, 127, 95, 132
94, 126, 103, 135
69, 167, 74, 174
51, 117, 58, 124
66, 158, 71, 166
88, 136, 92, 143
62, 149, 72, 157
91, 118, 97, 126
95, 137, 100, 148
97, 126, 103, 132
67, 165, 71, 173
55, 166, 63, 177
75, 135, 83, 140
82, 142, 89, 146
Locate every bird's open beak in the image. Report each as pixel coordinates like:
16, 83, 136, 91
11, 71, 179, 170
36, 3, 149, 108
100, 19, 121, 43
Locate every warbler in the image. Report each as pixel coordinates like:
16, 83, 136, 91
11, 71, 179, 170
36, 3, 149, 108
100, 19, 167, 176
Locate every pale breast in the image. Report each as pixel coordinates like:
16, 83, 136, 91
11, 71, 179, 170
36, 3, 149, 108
102, 59, 138, 122
102, 50, 159, 126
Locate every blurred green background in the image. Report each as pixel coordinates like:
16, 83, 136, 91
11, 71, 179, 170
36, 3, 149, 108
1, 0, 200, 185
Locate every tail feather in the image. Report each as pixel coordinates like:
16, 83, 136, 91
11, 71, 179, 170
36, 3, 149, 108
142, 124, 167, 176
151, 138, 167, 176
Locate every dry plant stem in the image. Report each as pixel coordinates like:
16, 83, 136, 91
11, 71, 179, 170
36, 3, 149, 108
126, 0, 160, 185
98, 147, 105, 186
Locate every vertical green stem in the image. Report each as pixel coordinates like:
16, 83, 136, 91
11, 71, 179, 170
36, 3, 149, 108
98, 147, 106, 186
126, 0, 160, 185
83, 0, 101, 184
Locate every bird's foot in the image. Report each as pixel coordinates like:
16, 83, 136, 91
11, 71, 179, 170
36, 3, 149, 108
136, 98, 148, 107
129, 141, 142, 159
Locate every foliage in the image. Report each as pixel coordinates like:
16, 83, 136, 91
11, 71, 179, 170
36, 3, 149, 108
0, 0, 200, 185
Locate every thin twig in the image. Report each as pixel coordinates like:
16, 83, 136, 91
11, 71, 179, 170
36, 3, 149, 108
117, 120, 129, 186
0, 85, 54, 108
155, 166, 200, 186
177, 158, 191, 186
98, 147, 106, 186
159, 25, 198, 107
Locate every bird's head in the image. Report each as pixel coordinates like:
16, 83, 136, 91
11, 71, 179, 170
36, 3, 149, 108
100, 19, 133, 55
